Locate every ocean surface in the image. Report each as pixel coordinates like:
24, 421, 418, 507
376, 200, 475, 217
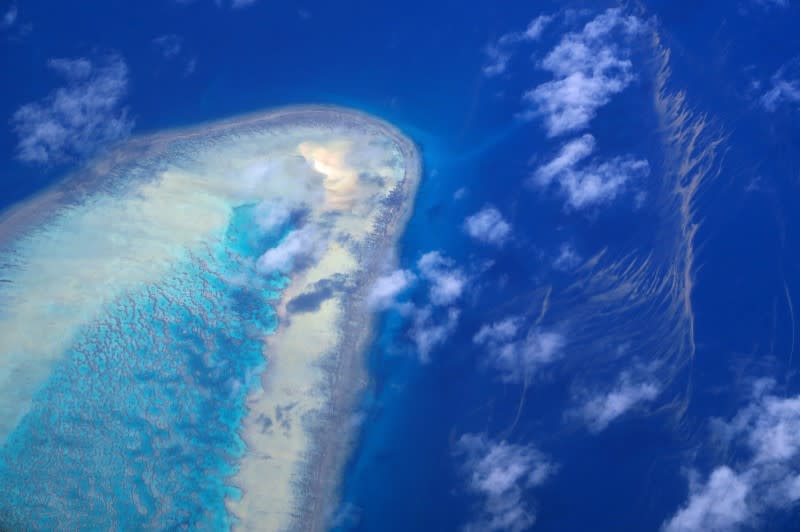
2, 0, 800, 530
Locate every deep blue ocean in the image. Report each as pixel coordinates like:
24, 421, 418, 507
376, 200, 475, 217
2, 0, 800, 530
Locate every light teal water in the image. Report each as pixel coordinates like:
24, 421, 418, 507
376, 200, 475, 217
0, 204, 289, 530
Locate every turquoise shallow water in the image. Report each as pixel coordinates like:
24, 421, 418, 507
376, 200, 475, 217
0, 204, 288, 530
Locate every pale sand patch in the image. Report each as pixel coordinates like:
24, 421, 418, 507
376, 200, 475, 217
228, 121, 421, 532
229, 250, 349, 528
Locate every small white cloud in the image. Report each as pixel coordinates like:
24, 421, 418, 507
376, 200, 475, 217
664, 467, 751, 532
521, 8, 646, 136
456, 433, 556, 532
185, 0, 258, 8
11, 55, 133, 164
2, 4, 18, 28
533, 134, 649, 210
407, 250, 470, 360
559, 155, 649, 209
410, 305, 460, 362
523, 15, 553, 41
576, 372, 660, 433
483, 44, 515, 79
753, 0, 789, 7
665, 381, 800, 531
483, 14, 553, 77
718, 381, 800, 466
152, 34, 197, 76
330, 502, 362, 529
366, 269, 416, 310
524, 72, 632, 137
256, 225, 326, 273
184, 57, 198, 76
418, 251, 468, 306
47, 57, 93, 79
464, 206, 512, 246
474, 317, 564, 382
760, 60, 800, 111
473, 317, 522, 345
553, 243, 581, 271
153, 34, 183, 59
761, 79, 800, 111
254, 199, 295, 232
1, 3, 31, 37
534, 134, 596, 184
496, 329, 564, 382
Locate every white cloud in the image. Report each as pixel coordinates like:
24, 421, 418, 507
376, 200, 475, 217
483, 45, 514, 79
256, 225, 326, 273
11, 55, 133, 164
366, 269, 416, 310
2, 4, 17, 28
495, 329, 564, 382
553, 243, 581, 270
524, 72, 631, 137
405, 250, 470, 360
664, 467, 751, 532
522, 15, 553, 41
474, 317, 564, 382
533, 134, 649, 210
474, 317, 522, 345
410, 305, 460, 362
152, 33, 197, 75
464, 206, 512, 246
153, 34, 183, 59
254, 198, 295, 232
184, 57, 198, 75
48, 57, 93, 78
483, 14, 553, 77
761, 79, 800, 111
455, 433, 556, 532
753, 0, 789, 7
418, 251, 468, 306
664, 380, 800, 531
178, 0, 259, 8
521, 8, 646, 136
519, 11, 650, 212
760, 61, 800, 111
534, 133, 596, 183
576, 371, 660, 433
718, 381, 800, 466
558, 156, 649, 209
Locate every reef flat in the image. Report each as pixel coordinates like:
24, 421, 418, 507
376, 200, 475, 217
0, 106, 421, 530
